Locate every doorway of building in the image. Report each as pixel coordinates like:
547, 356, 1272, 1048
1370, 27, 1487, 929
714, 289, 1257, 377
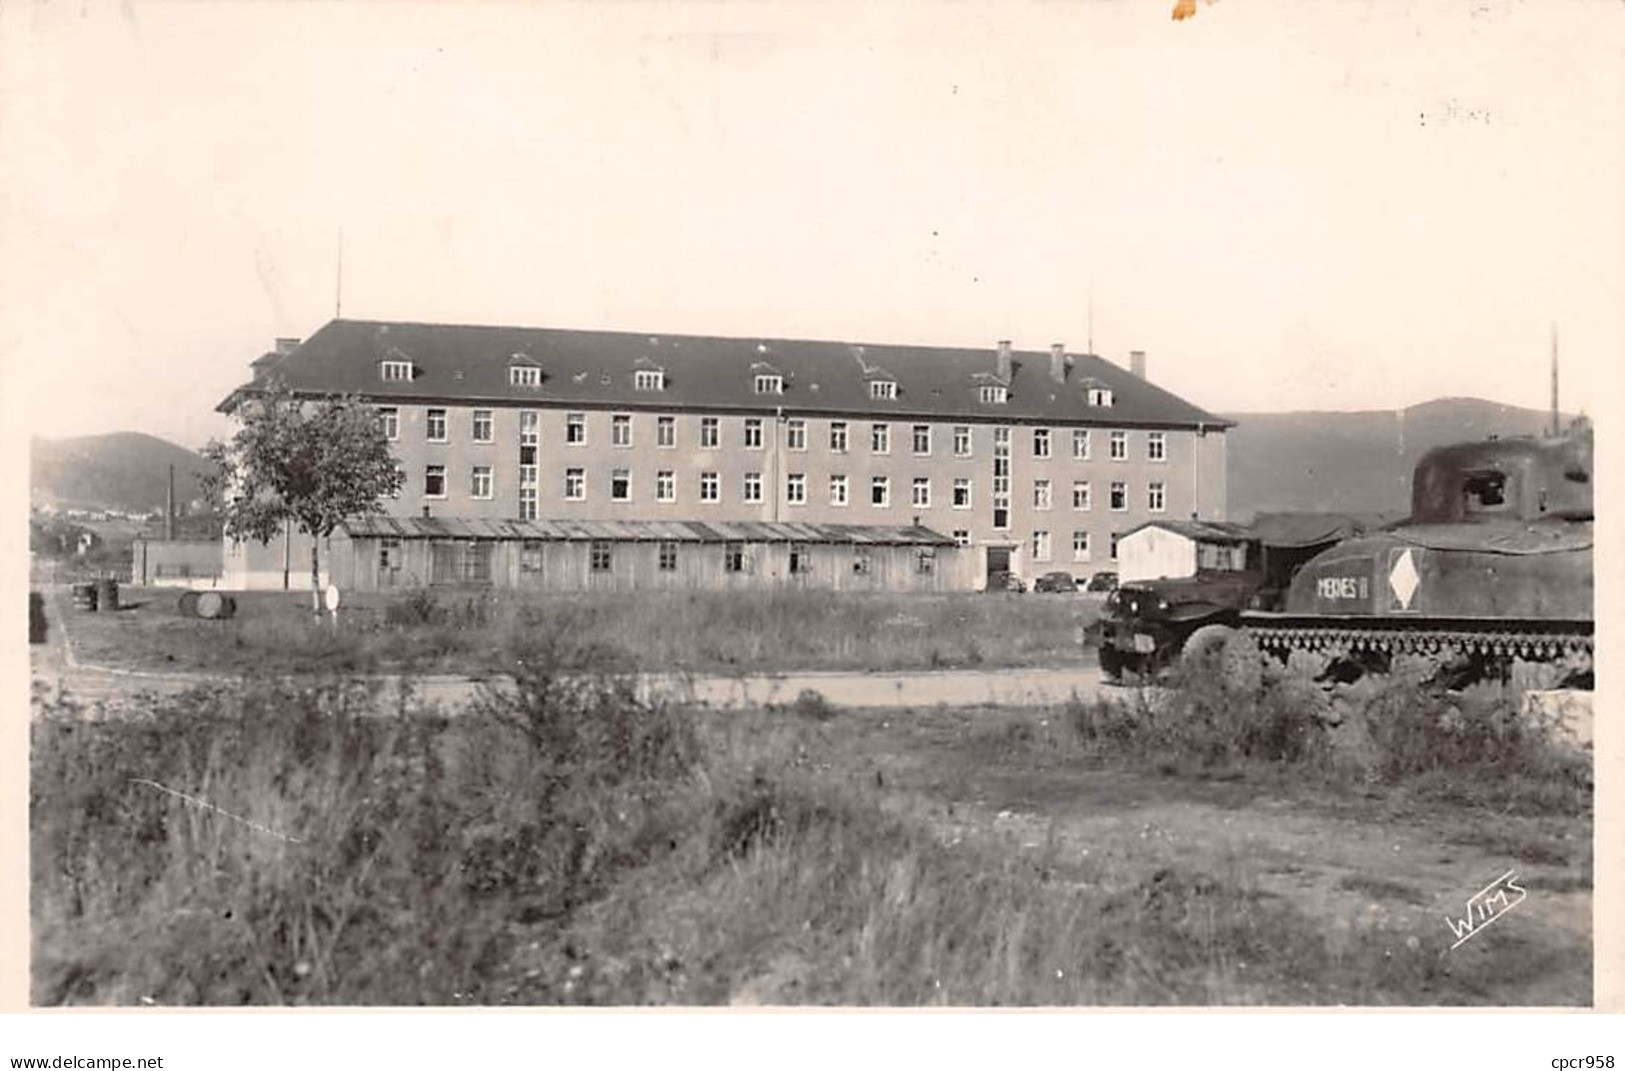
985, 545, 1013, 590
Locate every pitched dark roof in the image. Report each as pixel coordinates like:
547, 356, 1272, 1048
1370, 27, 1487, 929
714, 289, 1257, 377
340, 515, 955, 546
221, 318, 1232, 429
1119, 519, 1253, 544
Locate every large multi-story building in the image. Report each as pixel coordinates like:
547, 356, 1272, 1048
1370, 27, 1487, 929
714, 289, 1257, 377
217, 318, 1230, 591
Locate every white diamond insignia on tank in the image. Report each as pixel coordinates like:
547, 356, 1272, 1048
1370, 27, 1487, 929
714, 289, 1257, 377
1389, 548, 1420, 610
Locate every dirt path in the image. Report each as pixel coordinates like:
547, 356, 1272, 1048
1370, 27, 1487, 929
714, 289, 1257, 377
839, 705, 1593, 1005
31, 585, 1109, 713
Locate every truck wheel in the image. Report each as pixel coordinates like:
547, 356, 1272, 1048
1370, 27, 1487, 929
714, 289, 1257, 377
1181, 624, 1264, 694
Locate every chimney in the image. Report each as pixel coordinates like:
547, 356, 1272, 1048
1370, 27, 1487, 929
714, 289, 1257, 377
275, 337, 302, 355
1129, 350, 1147, 379
1049, 343, 1067, 384
995, 340, 1013, 382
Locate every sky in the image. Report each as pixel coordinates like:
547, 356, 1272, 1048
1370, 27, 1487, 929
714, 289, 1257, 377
2, 0, 1622, 451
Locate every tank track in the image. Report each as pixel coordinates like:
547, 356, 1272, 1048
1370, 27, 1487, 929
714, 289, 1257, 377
1240, 616, 1592, 663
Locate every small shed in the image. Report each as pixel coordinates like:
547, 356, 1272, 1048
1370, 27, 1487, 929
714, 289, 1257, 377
1116, 519, 1252, 584
330, 516, 971, 594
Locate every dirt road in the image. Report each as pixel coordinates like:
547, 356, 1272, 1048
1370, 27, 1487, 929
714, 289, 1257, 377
29, 586, 1108, 713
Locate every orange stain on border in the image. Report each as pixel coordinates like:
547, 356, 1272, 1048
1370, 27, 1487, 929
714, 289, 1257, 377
1172, 0, 1200, 20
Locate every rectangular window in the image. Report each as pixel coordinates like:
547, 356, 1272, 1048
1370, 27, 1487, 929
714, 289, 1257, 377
952, 477, 972, 509
656, 470, 675, 503
590, 541, 612, 573
1109, 430, 1127, 461
1110, 481, 1127, 511
1072, 429, 1091, 460
754, 373, 784, 394
518, 483, 537, 521
565, 468, 585, 501
871, 475, 890, 507
1072, 530, 1091, 562
742, 472, 763, 503
1148, 431, 1166, 462
786, 473, 807, 505
510, 365, 542, 388
852, 546, 872, 574
519, 410, 539, 463
460, 541, 493, 585
566, 412, 586, 445
426, 408, 447, 442
724, 542, 746, 573
700, 417, 719, 449
915, 547, 936, 574
1110, 533, 1120, 560
870, 380, 897, 400
1089, 387, 1115, 408
829, 474, 849, 506
379, 537, 402, 572
377, 407, 399, 441
1033, 478, 1052, 510
786, 419, 807, 451
871, 423, 890, 454
521, 540, 544, 573
912, 424, 932, 455
953, 425, 972, 457
789, 543, 811, 574
635, 369, 665, 391
612, 413, 632, 447
1033, 428, 1052, 459
1072, 480, 1091, 511
979, 385, 1008, 404
658, 541, 678, 571
829, 421, 849, 453
611, 468, 631, 502
1032, 530, 1052, 562
390, 462, 404, 499
1148, 480, 1166, 513
472, 409, 493, 443
700, 471, 720, 503
953, 529, 971, 547
471, 465, 493, 499
381, 360, 413, 382
743, 418, 764, 449
912, 477, 931, 508
656, 415, 676, 448
424, 464, 446, 498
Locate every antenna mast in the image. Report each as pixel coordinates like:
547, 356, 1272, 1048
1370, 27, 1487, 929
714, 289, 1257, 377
1087, 279, 1094, 355
335, 228, 345, 318
1549, 323, 1559, 437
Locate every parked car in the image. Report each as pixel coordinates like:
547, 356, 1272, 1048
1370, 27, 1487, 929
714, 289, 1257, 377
1082, 571, 1118, 593
1033, 571, 1078, 594
987, 570, 1026, 593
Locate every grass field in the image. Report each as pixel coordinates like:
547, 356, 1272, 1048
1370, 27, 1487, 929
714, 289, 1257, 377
59, 585, 1102, 676
30, 648, 1592, 1006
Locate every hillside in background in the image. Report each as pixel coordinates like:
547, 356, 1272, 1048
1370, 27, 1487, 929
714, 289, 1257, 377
31, 432, 216, 514
1223, 397, 1564, 522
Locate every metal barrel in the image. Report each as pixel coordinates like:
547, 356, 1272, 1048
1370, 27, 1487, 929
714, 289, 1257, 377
94, 578, 119, 612
177, 591, 202, 617
197, 591, 238, 620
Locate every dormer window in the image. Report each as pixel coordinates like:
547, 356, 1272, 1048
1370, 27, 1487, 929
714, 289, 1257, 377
380, 360, 413, 382
635, 369, 666, 391
754, 373, 784, 395
870, 380, 898, 401
510, 365, 542, 388
979, 384, 1008, 405
1088, 387, 1115, 407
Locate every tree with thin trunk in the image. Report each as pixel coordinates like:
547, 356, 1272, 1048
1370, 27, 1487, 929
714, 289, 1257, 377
203, 383, 403, 614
